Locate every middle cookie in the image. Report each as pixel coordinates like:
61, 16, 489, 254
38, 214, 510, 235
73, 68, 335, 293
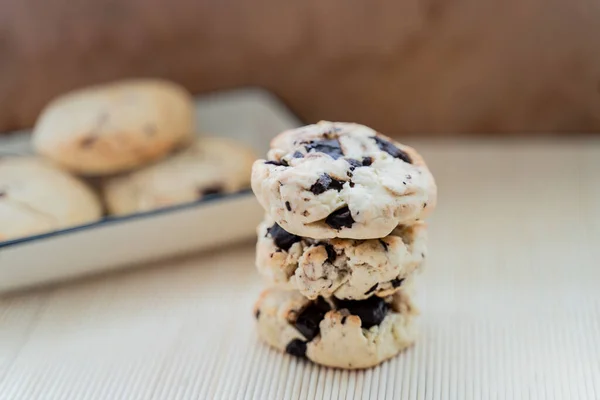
256, 217, 427, 300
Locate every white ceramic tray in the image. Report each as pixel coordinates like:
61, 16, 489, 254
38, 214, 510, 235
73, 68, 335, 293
0, 89, 301, 293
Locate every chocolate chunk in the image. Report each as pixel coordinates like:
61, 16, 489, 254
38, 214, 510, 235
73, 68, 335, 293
305, 139, 344, 159
324, 244, 337, 263
267, 223, 301, 251
345, 158, 362, 170
336, 297, 389, 328
390, 278, 404, 288
292, 151, 304, 158
341, 316, 347, 324
265, 159, 289, 167
325, 206, 354, 229
364, 283, 378, 296
379, 239, 388, 251
309, 174, 345, 195
80, 136, 98, 148
423, 202, 427, 208
285, 201, 292, 211
199, 186, 223, 197
294, 297, 331, 341
285, 339, 307, 358
0, 191, 5, 198
372, 136, 412, 164
362, 157, 373, 166
349, 181, 355, 188
255, 310, 261, 319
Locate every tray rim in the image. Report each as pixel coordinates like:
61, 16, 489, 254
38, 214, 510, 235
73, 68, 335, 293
0, 189, 254, 249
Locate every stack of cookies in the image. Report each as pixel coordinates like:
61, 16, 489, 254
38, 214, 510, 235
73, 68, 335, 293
251, 121, 437, 369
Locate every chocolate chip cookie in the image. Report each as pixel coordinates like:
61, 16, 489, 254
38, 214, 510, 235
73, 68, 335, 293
251, 121, 437, 239
256, 216, 427, 300
254, 286, 418, 369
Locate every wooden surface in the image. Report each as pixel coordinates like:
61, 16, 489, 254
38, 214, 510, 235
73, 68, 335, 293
1, 139, 599, 399
2, 0, 600, 134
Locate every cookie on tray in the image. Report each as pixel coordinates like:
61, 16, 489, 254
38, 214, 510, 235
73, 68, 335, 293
251, 121, 437, 239
103, 137, 256, 215
0, 157, 102, 241
33, 79, 195, 176
254, 285, 418, 369
256, 216, 427, 300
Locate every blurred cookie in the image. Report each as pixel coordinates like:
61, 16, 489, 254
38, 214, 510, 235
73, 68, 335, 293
254, 286, 418, 369
33, 79, 195, 175
251, 121, 437, 239
0, 157, 102, 242
256, 216, 427, 300
103, 137, 256, 215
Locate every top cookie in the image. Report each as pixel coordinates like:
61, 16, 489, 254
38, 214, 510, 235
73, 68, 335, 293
32, 79, 195, 176
251, 121, 437, 239
0, 157, 102, 242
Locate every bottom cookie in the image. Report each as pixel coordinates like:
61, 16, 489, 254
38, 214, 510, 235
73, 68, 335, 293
254, 286, 418, 369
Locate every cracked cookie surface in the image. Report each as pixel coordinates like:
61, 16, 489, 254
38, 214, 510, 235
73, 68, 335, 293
254, 286, 418, 369
251, 121, 437, 239
256, 216, 427, 300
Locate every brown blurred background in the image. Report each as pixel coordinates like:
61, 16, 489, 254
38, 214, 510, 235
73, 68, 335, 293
1, 0, 600, 135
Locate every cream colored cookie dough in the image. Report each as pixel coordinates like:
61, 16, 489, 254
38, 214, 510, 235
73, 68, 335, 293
256, 216, 427, 300
0, 157, 102, 242
251, 121, 437, 239
103, 137, 256, 215
33, 79, 195, 176
254, 286, 418, 369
